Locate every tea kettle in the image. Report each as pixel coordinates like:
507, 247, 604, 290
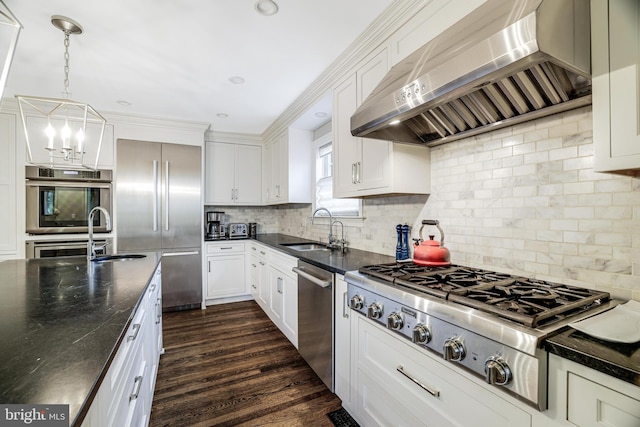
413, 220, 451, 266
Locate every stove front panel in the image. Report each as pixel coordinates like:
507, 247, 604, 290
347, 281, 546, 409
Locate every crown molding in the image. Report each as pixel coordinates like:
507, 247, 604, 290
205, 130, 263, 145
262, 0, 428, 141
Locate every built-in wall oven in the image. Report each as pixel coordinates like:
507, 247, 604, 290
25, 238, 112, 259
26, 166, 112, 234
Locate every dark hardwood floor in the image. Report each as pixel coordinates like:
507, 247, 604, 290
149, 300, 342, 427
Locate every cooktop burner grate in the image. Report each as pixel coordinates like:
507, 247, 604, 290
359, 263, 610, 328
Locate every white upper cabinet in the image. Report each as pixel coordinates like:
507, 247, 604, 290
333, 47, 430, 198
592, 0, 640, 172
205, 141, 262, 205
264, 127, 312, 205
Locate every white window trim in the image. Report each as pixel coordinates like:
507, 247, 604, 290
311, 132, 365, 228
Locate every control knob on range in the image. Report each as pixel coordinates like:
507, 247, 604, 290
443, 337, 465, 361
349, 295, 364, 310
386, 312, 403, 330
484, 356, 512, 386
367, 302, 383, 319
412, 324, 432, 344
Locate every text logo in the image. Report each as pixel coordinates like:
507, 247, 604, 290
1, 405, 68, 427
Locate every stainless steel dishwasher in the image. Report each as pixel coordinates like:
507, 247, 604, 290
293, 260, 334, 391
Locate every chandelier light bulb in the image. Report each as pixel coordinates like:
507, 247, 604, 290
61, 120, 71, 150
45, 122, 56, 150
76, 128, 85, 154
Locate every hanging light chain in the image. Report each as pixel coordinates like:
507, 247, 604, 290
63, 30, 71, 98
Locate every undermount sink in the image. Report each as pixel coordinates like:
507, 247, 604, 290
91, 254, 147, 262
281, 242, 330, 252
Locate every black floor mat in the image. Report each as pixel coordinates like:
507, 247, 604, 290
327, 408, 360, 427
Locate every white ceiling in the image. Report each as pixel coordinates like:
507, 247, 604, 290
4, 0, 394, 134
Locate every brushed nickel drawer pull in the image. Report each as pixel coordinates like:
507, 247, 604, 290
129, 375, 143, 401
397, 365, 440, 397
127, 323, 141, 342
343, 291, 349, 318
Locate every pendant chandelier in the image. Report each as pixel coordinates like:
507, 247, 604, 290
16, 15, 106, 170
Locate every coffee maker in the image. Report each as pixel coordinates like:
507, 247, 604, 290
206, 211, 225, 239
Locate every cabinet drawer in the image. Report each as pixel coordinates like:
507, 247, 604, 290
269, 249, 296, 275
568, 372, 640, 426
249, 243, 268, 258
206, 242, 245, 254
353, 316, 531, 427
108, 336, 148, 427
107, 306, 147, 393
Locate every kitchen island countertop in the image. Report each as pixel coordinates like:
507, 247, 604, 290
545, 327, 640, 387
254, 233, 396, 274
0, 252, 162, 426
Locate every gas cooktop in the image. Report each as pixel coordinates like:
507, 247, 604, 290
358, 262, 610, 328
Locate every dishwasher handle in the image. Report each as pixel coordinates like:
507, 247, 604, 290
292, 267, 332, 288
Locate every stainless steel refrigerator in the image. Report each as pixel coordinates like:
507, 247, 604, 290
116, 139, 202, 310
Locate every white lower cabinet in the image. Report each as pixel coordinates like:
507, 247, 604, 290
334, 274, 352, 410
247, 242, 298, 348
82, 263, 163, 427
548, 354, 640, 427
205, 242, 249, 304
268, 250, 298, 348
249, 242, 270, 309
349, 314, 531, 427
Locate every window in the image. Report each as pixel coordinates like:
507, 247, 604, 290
314, 133, 361, 217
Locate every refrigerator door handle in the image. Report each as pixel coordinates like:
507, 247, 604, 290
164, 160, 170, 231
153, 160, 159, 232
162, 251, 199, 257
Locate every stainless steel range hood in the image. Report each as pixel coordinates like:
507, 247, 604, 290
351, 0, 591, 146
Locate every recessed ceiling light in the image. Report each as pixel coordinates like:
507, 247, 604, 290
217, 113, 229, 118
117, 100, 132, 106
254, 0, 279, 16
314, 111, 328, 118
229, 76, 245, 84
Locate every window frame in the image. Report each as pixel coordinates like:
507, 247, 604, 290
311, 132, 364, 225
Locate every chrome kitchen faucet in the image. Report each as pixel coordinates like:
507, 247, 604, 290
312, 207, 334, 247
87, 206, 111, 260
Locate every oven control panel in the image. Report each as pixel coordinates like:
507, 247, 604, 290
347, 282, 543, 408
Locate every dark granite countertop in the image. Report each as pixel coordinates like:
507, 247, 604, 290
545, 327, 640, 387
253, 233, 396, 274
0, 252, 162, 426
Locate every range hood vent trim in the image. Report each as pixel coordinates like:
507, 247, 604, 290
351, 0, 591, 146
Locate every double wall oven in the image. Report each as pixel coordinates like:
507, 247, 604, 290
25, 166, 113, 258
26, 166, 112, 234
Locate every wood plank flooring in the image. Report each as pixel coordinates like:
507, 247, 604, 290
149, 300, 342, 427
